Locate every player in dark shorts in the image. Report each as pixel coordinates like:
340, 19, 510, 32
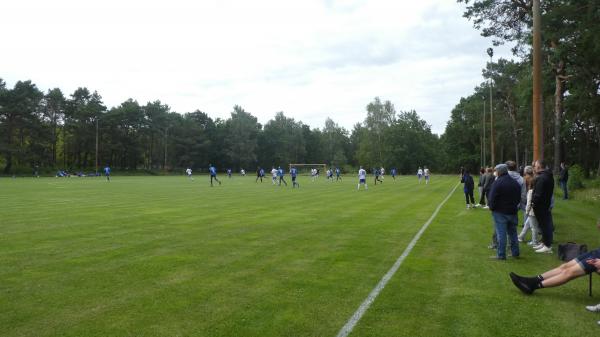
277, 166, 288, 186
104, 165, 111, 181
256, 167, 264, 183
290, 166, 299, 188
209, 164, 221, 187
374, 168, 383, 185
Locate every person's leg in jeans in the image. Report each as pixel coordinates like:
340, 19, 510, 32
518, 216, 531, 241
529, 216, 539, 245
493, 212, 508, 259
507, 214, 520, 257
560, 181, 568, 199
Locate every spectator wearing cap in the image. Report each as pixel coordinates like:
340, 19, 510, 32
488, 163, 522, 260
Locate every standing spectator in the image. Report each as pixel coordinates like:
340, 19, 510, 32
506, 161, 527, 225
485, 167, 498, 249
532, 160, 555, 253
482, 167, 495, 210
477, 167, 486, 207
461, 169, 475, 209
488, 164, 521, 260
518, 166, 539, 246
559, 162, 569, 200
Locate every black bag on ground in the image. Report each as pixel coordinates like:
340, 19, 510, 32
557, 242, 588, 261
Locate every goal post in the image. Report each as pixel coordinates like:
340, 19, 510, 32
289, 163, 327, 176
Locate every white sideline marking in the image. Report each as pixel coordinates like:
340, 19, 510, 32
335, 182, 460, 337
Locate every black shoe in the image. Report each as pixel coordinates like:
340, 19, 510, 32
509, 272, 534, 295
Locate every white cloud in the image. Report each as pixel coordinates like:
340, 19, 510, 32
0, 0, 515, 134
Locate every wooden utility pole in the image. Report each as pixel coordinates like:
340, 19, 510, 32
487, 48, 495, 166
532, 0, 544, 162
95, 117, 99, 176
482, 96, 486, 167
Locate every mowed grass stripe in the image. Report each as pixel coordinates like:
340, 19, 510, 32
1, 175, 454, 337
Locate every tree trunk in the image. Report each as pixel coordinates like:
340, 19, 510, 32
553, 64, 565, 175
3, 119, 14, 174
597, 127, 600, 177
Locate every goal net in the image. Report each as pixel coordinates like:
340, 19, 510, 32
289, 163, 327, 176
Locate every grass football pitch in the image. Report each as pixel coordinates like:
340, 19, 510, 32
1, 175, 600, 336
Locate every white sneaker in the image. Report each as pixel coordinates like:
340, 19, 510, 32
466, 205, 471, 209
483, 206, 489, 209
527, 241, 538, 246
535, 245, 553, 253
518, 236, 524, 242
586, 303, 600, 312
533, 243, 545, 250
475, 204, 481, 207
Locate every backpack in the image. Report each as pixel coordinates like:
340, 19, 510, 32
557, 242, 588, 261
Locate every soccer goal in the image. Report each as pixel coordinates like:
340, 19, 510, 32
289, 163, 327, 176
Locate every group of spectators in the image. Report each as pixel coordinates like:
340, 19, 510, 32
463, 160, 600, 326
461, 160, 556, 259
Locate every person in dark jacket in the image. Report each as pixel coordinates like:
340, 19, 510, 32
488, 163, 522, 260
558, 162, 569, 200
532, 160, 555, 253
461, 169, 475, 209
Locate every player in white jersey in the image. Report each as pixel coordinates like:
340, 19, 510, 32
417, 167, 423, 183
240, 169, 246, 176
424, 167, 430, 184
358, 166, 368, 190
271, 167, 278, 185
380, 167, 385, 181
186, 168, 194, 180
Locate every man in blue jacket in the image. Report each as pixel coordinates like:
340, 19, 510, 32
488, 163, 522, 260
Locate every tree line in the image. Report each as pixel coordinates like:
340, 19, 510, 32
0, 81, 440, 175
2, 1, 598, 176
446, 0, 600, 176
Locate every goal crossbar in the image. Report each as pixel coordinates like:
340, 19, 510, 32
289, 163, 327, 173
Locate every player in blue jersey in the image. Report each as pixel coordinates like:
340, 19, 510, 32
256, 167, 264, 183
104, 165, 111, 181
374, 167, 383, 185
335, 167, 342, 181
290, 166, 299, 188
277, 166, 288, 186
391, 167, 397, 180
209, 164, 221, 186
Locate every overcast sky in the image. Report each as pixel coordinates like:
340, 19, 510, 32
1, 0, 515, 135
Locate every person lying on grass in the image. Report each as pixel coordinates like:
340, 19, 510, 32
510, 220, 600, 295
